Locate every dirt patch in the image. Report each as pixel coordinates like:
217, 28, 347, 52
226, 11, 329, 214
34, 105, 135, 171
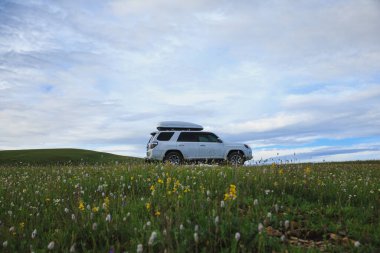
264, 225, 359, 251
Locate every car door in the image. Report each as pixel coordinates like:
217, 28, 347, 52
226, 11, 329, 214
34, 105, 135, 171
176, 132, 200, 159
197, 132, 225, 159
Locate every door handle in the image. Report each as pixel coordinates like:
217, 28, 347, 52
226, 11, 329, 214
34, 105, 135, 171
179, 144, 185, 147
200, 144, 206, 147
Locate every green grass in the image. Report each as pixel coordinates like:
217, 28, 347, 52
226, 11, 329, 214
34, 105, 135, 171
0, 161, 379, 252
0, 148, 141, 166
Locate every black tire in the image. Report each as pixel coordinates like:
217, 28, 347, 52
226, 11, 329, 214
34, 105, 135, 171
163, 151, 183, 165
228, 151, 245, 166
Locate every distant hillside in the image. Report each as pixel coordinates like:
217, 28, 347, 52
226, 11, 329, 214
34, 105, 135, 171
0, 148, 142, 166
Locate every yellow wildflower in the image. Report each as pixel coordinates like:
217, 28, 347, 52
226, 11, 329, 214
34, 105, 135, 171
173, 180, 181, 192
19, 222, 25, 229
155, 210, 161, 216
78, 200, 85, 211
158, 178, 164, 184
150, 185, 155, 191
304, 166, 311, 174
279, 168, 284, 175
145, 202, 151, 211
224, 184, 237, 201
92, 206, 99, 213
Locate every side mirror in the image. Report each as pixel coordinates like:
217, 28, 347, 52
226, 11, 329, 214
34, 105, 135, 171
217, 138, 223, 143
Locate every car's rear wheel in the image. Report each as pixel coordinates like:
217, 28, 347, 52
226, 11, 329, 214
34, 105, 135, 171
163, 151, 183, 165
228, 151, 245, 166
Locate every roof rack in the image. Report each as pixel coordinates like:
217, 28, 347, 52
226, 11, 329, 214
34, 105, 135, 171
157, 121, 203, 131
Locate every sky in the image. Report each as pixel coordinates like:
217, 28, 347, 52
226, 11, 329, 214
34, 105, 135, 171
1, 0, 380, 162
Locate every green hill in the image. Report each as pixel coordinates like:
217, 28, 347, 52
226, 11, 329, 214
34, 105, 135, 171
0, 148, 142, 166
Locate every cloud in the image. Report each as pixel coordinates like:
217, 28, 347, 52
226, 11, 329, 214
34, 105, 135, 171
0, 0, 379, 160
249, 141, 380, 163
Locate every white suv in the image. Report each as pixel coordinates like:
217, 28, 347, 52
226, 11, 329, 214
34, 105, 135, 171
145, 121, 252, 165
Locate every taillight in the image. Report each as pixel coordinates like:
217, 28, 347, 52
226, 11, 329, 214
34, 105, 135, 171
149, 141, 158, 149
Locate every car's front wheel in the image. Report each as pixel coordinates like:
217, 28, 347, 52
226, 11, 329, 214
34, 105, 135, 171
163, 151, 183, 165
228, 151, 245, 166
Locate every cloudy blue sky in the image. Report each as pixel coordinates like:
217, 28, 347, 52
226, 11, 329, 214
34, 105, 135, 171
1, 0, 380, 162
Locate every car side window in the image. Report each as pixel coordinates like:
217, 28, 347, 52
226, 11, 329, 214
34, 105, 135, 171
177, 132, 198, 142
206, 133, 219, 142
198, 132, 220, 142
198, 135, 209, 142
157, 132, 174, 141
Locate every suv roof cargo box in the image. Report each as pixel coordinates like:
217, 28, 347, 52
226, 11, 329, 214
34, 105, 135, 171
157, 121, 203, 131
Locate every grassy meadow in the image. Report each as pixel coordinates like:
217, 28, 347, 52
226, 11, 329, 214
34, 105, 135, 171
0, 155, 379, 252
0, 149, 140, 166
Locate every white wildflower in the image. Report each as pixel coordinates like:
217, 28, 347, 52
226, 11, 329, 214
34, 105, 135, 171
258, 223, 264, 233
137, 244, 143, 253
284, 220, 290, 230
71, 214, 76, 221
146, 221, 151, 227
106, 214, 111, 222
354, 241, 360, 247
281, 235, 286, 242
235, 232, 241, 241
64, 208, 69, 213
9, 226, 15, 233
180, 224, 184, 230
92, 223, 97, 231
220, 200, 225, 208
31, 229, 37, 239
214, 216, 219, 225
70, 243, 76, 253
253, 199, 258, 206
148, 231, 157, 245
47, 241, 55, 250
3, 241, 8, 248
194, 225, 199, 232
194, 232, 199, 243
267, 212, 272, 219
